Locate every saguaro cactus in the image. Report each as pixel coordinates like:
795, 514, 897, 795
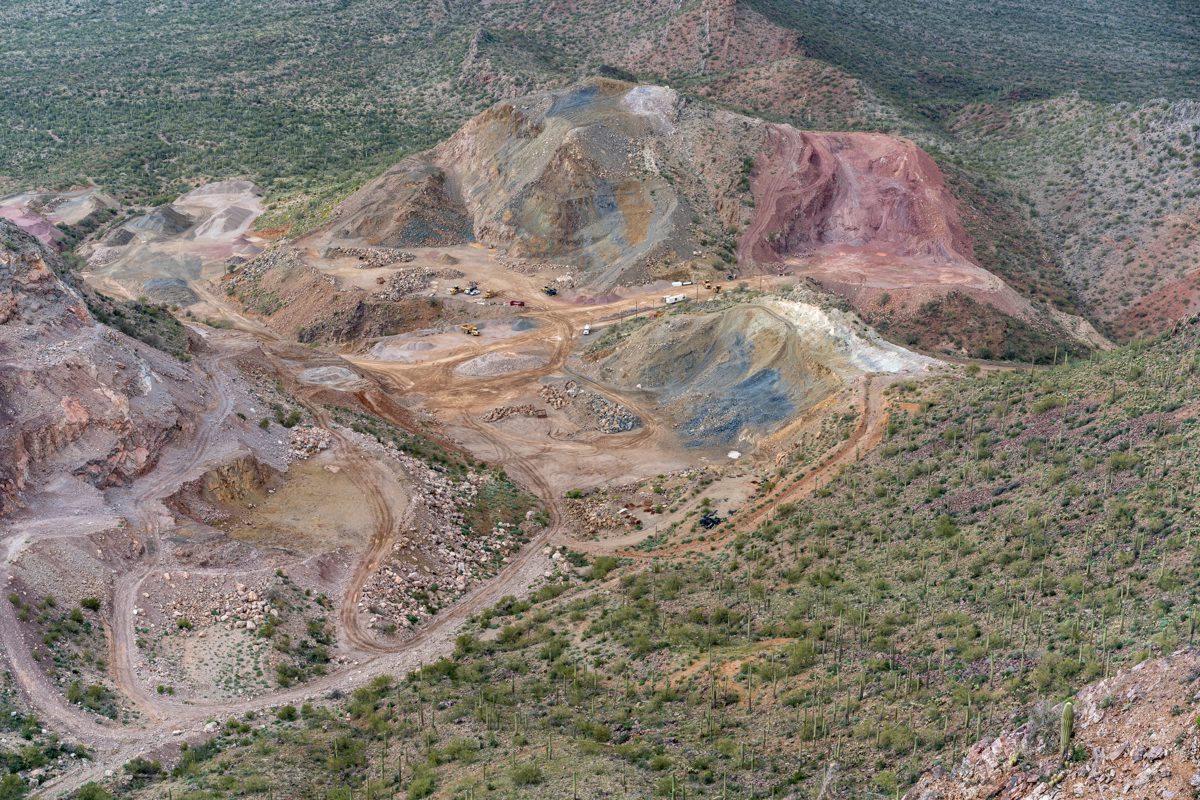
1059, 701, 1074, 763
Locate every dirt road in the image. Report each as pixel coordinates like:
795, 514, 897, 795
18, 273, 916, 798
561, 373, 893, 560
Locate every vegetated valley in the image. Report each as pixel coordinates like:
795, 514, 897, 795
0, 2, 1198, 800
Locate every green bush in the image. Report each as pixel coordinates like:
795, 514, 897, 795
510, 761, 544, 786
74, 784, 113, 800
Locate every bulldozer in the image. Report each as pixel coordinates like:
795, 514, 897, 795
449, 285, 463, 295
483, 289, 497, 299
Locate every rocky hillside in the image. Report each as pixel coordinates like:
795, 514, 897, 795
0, 221, 203, 515
114, 314, 1200, 800
954, 97, 1200, 340
908, 650, 1200, 800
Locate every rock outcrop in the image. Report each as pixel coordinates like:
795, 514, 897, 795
0, 221, 203, 515
908, 650, 1200, 800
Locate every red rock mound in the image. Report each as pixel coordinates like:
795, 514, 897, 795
741, 126, 1017, 310
737, 125, 1107, 359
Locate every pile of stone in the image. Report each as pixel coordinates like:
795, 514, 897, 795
372, 267, 436, 300
481, 405, 547, 422
373, 267, 469, 301
564, 496, 643, 536
543, 545, 576, 580
580, 392, 642, 433
540, 380, 641, 433
213, 581, 278, 632
224, 247, 303, 287
288, 426, 332, 461
131, 573, 279, 637
539, 383, 574, 409
326, 246, 415, 269
354, 451, 530, 637
498, 255, 554, 275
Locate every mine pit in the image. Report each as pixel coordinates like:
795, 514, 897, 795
221, 454, 377, 555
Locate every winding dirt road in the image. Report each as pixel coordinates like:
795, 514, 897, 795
11, 278, 917, 799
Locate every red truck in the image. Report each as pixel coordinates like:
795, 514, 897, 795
509, 300, 526, 307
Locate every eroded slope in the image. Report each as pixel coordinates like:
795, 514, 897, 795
0, 221, 204, 516
576, 288, 935, 449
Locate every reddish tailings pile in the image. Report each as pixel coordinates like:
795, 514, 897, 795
740, 126, 1026, 318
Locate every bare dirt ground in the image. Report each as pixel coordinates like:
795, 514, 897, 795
3, 225, 944, 798
83, 180, 266, 316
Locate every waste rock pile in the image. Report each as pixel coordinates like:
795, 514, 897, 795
481, 405, 547, 422
326, 246, 415, 268
348, 432, 534, 639
372, 267, 436, 300
539, 380, 642, 433
288, 426, 332, 461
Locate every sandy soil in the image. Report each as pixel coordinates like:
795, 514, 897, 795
223, 451, 376, 554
